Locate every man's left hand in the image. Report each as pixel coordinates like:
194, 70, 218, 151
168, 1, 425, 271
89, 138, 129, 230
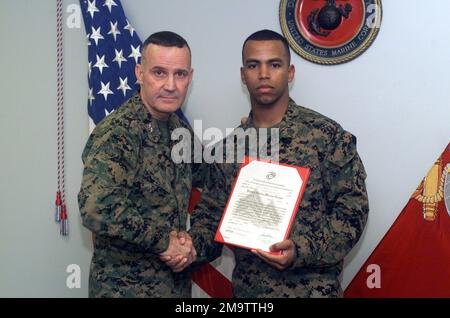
251, 239, 297, 271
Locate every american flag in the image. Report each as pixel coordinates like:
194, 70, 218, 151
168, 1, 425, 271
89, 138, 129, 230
79, 0, 232, 297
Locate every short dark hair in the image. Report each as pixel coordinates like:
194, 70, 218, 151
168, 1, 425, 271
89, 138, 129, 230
141, 31, 191, 63
242, 29, 291, 64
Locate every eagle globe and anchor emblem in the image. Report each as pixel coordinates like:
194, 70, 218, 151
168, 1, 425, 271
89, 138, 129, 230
279, 0, 382, 65
308, 0, 353, 36
266, 171, 277, 180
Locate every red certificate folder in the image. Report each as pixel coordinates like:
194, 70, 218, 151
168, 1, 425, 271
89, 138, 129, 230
214, 156, 310, 252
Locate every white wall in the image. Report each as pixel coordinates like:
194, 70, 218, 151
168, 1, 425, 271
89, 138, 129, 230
0, 0, 449, 297
0, 0, 90, 297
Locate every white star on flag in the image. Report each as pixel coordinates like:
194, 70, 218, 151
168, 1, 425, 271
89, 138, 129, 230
108, 21, 121, 41
105, 108, 115, 116
98, 81, 113, 101
124, 20, 135, 36
90, 26, 104, 46
88, 61, 92, 78
93, 54, 108, 74
88, 87, 95, 106
87, 0, 99, 19
117, 77, 132, 96
112, 49, 127, 68
128, 44, 141, 64
103, 0, 118, 13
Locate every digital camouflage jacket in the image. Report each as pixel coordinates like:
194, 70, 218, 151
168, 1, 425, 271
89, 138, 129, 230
190, 99, 369, 298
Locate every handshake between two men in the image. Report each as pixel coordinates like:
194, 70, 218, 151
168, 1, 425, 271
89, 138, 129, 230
158, 231, 298, 273
159, 231, 197, 273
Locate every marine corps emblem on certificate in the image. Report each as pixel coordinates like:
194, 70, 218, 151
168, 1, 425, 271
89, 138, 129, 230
279, 0, 382, 65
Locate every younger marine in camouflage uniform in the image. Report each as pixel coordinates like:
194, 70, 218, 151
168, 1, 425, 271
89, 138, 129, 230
191, 99, 368, 297
189, 30, 369, 298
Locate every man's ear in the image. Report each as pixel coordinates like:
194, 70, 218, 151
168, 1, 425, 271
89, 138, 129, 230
135, 64, 142, 84
288, 64, 295, 83
188, 68, 194, 83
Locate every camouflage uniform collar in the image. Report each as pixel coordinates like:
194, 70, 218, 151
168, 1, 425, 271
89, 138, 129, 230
129, 91, 149, 123
242, 98, 300, 132
149, 113, 183, 144
281, 98, 302, 130
130, 92, 184, 143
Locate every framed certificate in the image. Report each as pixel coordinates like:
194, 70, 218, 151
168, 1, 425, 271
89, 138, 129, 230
214, 156, 310, 252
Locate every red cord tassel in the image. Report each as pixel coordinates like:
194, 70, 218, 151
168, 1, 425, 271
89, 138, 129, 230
55, 191, 62, 222
60, 203, 68, 236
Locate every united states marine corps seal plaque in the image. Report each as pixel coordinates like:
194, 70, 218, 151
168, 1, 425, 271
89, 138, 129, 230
279, 0, 382, 65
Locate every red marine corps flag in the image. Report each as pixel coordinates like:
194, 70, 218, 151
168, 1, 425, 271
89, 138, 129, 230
345, 143, 450, 297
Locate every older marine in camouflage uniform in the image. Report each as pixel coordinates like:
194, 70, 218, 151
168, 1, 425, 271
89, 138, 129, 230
78, 93, 200, 297
190, 98, 369, 297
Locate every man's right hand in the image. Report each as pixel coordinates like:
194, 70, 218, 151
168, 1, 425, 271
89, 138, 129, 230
159, 231, 197, 272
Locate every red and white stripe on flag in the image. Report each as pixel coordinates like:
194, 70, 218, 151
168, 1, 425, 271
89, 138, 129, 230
192, 246, 234, 298
187, 188, 234, 298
